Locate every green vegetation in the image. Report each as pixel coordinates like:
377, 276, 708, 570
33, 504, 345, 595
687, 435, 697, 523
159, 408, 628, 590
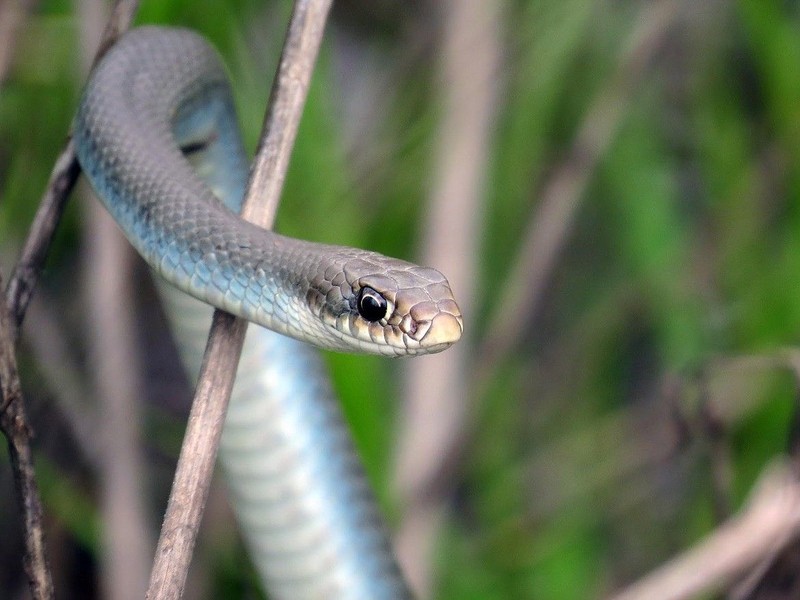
2, 0, 800, 598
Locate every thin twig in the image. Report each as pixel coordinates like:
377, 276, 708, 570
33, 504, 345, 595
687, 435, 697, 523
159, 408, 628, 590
5, 145, 81, 333
609, 462, 800, 600
145, 2, 333, 597
4, 0, 140, 334
392, 0, 502, 595
0, 270, 53, 600
730, 539, 800, 599
0, 3, 140, 599
726, 349, 800, 598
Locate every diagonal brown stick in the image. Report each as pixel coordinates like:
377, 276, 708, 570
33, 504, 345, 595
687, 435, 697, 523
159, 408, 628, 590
609, 463, 800, 600
0, 269, 53, 600
4, 0, 140, 333
0, 2, 140, 599
145, 2, 333, 597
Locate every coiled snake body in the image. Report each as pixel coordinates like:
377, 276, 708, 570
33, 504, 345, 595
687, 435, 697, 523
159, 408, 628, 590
74, 27, 462, 599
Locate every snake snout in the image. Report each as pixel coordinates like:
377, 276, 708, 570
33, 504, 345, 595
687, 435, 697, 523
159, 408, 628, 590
399, 295, 463, 353
420, 311, 463, 348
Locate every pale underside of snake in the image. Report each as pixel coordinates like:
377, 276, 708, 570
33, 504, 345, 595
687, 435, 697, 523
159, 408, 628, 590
74, 26, 462, 599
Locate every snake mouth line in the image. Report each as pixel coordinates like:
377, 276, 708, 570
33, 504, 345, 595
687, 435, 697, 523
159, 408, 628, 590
400, 312, 463, 347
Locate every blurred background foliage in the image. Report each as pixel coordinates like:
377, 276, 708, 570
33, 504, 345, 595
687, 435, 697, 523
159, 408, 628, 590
2, 0, 800, 598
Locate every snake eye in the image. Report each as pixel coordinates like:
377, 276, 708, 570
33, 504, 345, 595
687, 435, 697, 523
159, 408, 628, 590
357, 286, 388, 322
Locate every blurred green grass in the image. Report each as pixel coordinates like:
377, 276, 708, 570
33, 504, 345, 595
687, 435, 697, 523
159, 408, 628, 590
3, 0, 800, 598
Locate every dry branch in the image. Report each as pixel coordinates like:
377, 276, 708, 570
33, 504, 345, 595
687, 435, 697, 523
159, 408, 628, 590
609, 462, 800, 600
0, 2, 141, 599
145, 1, 333, 597
0, 270, 53, 600
4, 0, 140, 332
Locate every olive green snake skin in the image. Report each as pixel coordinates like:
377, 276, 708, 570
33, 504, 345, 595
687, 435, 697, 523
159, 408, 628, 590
74, 26, 462, 599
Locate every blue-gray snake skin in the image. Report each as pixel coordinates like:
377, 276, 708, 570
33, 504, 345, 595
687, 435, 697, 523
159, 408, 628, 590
74, 26, 463, 599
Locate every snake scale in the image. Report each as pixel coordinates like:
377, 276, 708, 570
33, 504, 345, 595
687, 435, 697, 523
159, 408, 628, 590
73, 26, 462, 599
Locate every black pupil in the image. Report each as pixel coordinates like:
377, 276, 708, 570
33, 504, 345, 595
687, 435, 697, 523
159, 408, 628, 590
357, 287, 388, 322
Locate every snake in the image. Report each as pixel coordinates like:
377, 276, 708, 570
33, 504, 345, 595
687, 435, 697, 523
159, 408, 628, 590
73, 26, 462, 599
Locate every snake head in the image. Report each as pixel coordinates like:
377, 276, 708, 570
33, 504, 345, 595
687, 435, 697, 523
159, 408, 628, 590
308, 252, 463, 356
354, 266, 463, 354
